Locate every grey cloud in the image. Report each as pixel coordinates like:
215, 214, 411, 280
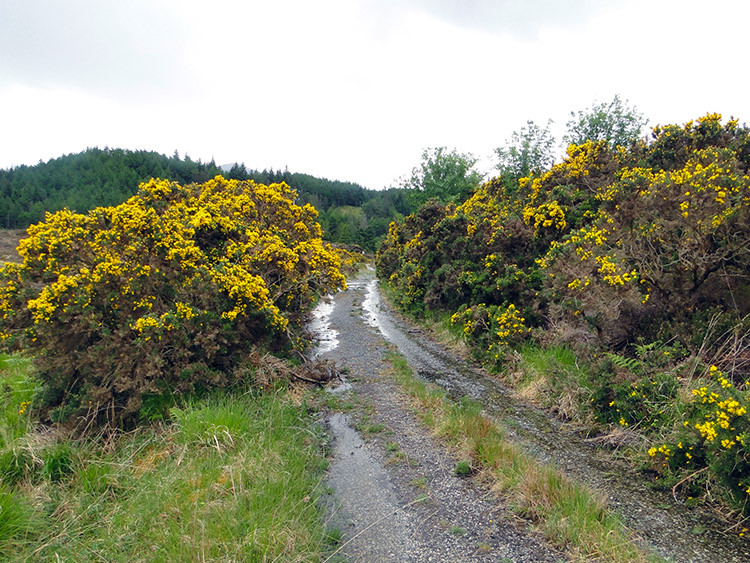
0, 1, 191, 100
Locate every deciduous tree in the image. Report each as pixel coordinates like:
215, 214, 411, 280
563, 94, 647, 149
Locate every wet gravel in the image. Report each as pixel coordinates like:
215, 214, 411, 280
317, 268, 564, 562
314, 267, 750, 562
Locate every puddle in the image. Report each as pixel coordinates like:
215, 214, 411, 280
361, 279, 380, 330
326, 378, 353, 395
309, 296, 338, 358
325, 412, 416, 559
361, 276, 488, 401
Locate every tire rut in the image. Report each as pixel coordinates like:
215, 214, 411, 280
335, 267, 750, 563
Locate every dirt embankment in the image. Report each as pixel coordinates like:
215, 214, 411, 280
0, 229, 25, 263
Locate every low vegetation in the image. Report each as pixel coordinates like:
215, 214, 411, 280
0, 176, 345, 559
0, 353, 336, 560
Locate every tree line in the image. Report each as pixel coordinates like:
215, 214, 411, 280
223, 163, 412, 250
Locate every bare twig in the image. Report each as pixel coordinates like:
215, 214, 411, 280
671, 466, 709, 501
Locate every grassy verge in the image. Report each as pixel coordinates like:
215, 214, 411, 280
386, 350, 663, 563
0, 354, 336, 561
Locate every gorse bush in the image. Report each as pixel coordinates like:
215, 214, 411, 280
377, 113, 750, 516
0, 176, 345, 425
648, 365, 750, 512
378, 114, 750, 355
450, 302, 528, 368
543, 118, 750, 348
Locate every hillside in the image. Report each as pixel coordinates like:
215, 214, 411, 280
0, 229, 24, 262
0, 148, 223, 229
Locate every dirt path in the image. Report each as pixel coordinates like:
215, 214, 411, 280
317, 269, 562, 562
316, 267, 750, 562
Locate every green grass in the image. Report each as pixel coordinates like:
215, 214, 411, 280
449, 525, 466, 536
0, 355, 37, 446
386, 350, 663, 563
409, 476, 428, 489
0, 355, 335, 561
511, 344, 593, 422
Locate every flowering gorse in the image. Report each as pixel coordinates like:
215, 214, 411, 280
375, 113, 750, 516
451, 302, 528, 366
648, 365, 750, 513
0, 176, 345, 424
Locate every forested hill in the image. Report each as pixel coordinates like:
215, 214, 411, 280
0, 148, 223, 229
222, 163, 412, 250
223, 163, 369, 210
0, 148, 410, 249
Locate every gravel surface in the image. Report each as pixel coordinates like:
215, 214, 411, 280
360, 271, 750, 563
317, 269, 563, 562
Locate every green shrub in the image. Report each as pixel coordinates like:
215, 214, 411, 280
649, 365, 750, 513
451, 302, 529, 368
454, 460, 472, 477
591, 370, 679, 430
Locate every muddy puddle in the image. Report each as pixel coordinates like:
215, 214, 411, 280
309, 297, 339, 358
350, 267, 750, 563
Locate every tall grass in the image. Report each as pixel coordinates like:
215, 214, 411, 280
510, 343, 593, 422
0, 355, 335, 561
387, 351, 662, 562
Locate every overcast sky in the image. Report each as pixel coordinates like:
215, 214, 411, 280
1, 0, 748, 189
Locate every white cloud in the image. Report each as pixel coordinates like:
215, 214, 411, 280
0, 1, 190, 101
1, 0, 749, 189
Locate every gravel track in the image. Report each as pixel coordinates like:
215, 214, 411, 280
317, 269, 563, 562
316, 267, 750, 562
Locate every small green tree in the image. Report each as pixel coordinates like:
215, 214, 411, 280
564, 94, 648, 149
495, 119, 556, 183
403, 147, 483, 206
